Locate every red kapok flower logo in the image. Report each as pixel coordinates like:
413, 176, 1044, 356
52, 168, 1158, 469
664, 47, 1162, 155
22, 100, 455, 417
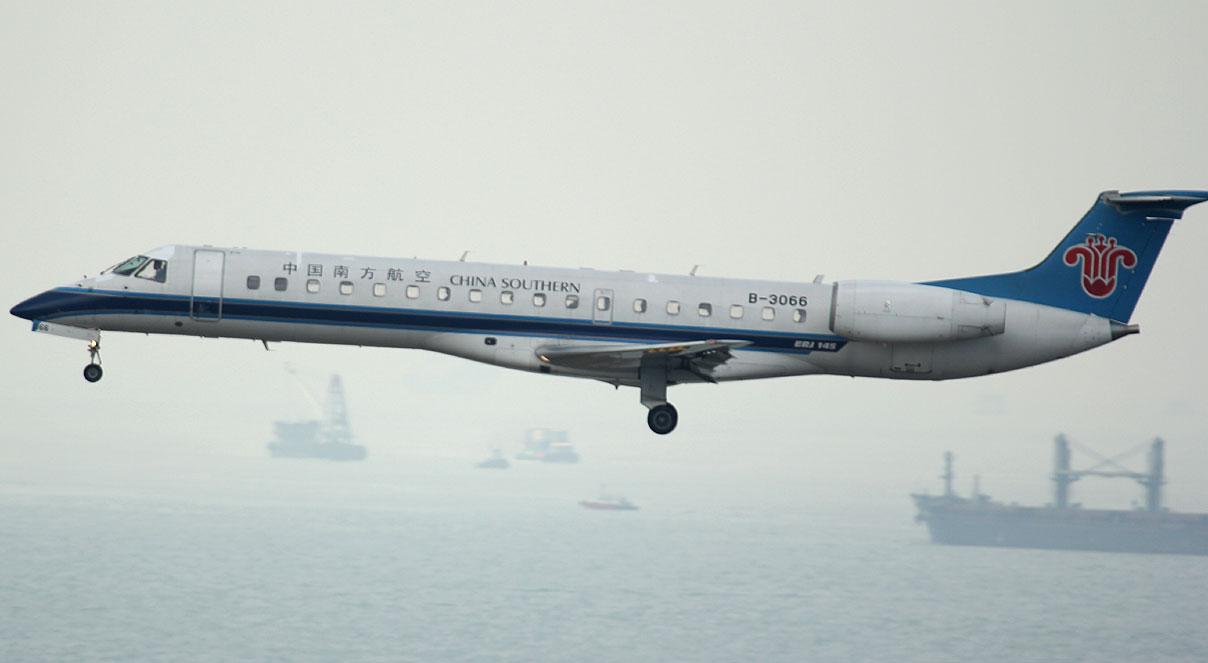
1063, 234, 1137, 298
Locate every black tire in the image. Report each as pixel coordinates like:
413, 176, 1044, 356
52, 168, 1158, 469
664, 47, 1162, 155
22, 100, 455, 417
83, 364, 103, 383
646, 403, 678, 435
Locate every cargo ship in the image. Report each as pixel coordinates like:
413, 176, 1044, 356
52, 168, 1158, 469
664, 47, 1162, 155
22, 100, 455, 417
913, 436, 1208, 555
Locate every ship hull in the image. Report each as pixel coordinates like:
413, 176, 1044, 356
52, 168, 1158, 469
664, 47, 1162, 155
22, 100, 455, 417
913, 496, 1208, 556
579, 501, 638, 511
267, 441, 367, 461
476, 458, 509, 469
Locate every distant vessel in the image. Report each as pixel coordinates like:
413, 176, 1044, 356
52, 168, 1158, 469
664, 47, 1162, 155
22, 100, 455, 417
476, 449, 510, 469
580, 489, 638, 511
514, 428, 580, 463
267, 374, 367, 461
913, 436, 1208, 555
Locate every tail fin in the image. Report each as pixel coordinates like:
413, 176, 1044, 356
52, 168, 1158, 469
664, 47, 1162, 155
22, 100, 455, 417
925, 190, 1208, 322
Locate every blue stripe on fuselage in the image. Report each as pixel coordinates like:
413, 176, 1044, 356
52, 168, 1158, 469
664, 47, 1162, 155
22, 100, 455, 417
27, 287, 847, 354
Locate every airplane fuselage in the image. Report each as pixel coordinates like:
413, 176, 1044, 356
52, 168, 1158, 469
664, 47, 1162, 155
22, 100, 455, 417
13, 190, 1205, 433
23, 244, 1117, 385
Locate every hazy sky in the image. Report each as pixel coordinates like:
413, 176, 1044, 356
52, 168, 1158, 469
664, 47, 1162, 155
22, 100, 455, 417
3, 1, 1206, 509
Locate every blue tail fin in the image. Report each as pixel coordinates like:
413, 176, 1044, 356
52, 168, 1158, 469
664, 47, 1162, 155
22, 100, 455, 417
925, 190, 1208, 322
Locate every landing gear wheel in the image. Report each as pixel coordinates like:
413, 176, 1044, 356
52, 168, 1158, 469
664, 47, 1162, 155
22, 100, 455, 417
82, 338, 103, 382
647, 403, 678, 435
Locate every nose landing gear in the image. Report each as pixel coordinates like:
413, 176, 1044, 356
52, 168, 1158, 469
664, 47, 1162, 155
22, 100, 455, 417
83, 339, 103, 382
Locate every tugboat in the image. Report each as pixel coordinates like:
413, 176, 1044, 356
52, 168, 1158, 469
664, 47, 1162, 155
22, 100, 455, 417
476, 449, 510, 469
267, 374, 367, 461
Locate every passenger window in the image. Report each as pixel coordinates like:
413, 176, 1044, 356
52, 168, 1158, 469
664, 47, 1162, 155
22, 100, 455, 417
596, 295, 611, 311
406, 285, 420, 299
533, 293, 546, 307
135, 259, 167, 283
633, 299, 647, 313
566, 294, 580, 309
794, 308, 807, 323
762, 307, 775, 321
307, 279, 320, 294
729, 304, 743, 319
501, 291, 514, 305
698, 303, 712, 317
469, 289, 483, 303
438, 286, 451, 301
373, 283, 387, 297
247, 275, 261, 290
340, 281, 354, 295
667, 301, 680, 315
274, 277, 288, 291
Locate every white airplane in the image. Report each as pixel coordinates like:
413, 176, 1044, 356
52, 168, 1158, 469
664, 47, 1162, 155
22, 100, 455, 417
11, 190, 1206, 434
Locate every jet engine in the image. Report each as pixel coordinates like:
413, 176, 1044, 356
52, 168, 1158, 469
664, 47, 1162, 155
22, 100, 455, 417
829, 280, 1006, 343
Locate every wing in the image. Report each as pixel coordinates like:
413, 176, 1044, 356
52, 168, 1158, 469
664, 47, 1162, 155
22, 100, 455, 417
536, 339, 752, 382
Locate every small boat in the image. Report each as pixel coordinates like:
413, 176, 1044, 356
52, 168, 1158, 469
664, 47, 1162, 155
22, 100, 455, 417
579, 491, 638, 511
476, 449, 510, 469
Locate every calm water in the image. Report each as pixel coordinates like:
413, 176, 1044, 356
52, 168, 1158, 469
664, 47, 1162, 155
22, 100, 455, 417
2, 455, 1205, 663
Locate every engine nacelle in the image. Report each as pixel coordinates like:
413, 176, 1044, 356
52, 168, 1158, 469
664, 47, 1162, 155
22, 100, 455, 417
829, 280, 1006, 343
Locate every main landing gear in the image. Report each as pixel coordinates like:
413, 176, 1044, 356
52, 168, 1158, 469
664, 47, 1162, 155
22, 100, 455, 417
83, 339, 103, 382
646, 403, 678, 435
640, 361, 677, 435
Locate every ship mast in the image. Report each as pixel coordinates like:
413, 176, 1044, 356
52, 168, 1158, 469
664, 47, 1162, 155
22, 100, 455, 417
1051, 435, 1165, 511
942, 451, 955, 498
1141, 438, 1165, 512
1053, 434, 1073, 509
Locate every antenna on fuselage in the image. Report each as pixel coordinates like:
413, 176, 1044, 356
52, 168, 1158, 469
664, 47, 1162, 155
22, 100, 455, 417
690, 265, 700, 276
460, 250, 470, 262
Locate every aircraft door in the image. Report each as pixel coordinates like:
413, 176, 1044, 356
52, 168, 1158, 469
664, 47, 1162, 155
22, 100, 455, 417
191, 249, 225, 321
592, 288, 614, 324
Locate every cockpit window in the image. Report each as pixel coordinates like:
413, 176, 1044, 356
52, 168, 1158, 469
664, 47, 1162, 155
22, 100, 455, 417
134, 259, 167, 283
106, 255, 149, 276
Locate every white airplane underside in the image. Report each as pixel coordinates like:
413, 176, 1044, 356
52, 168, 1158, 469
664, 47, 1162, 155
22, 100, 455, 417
12, 190, 1206, 433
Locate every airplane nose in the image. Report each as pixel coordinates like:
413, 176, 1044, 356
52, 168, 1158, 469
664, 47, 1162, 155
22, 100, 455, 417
10, 296, 38, 320
10, 291, 63, 321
